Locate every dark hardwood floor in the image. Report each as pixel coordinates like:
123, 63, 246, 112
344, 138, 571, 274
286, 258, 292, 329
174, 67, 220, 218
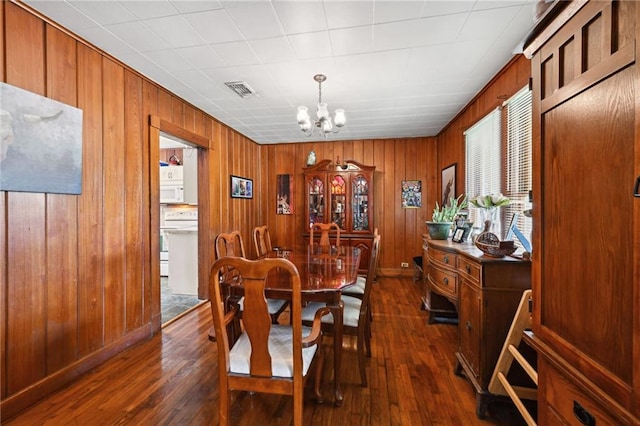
5, 277, 530, 425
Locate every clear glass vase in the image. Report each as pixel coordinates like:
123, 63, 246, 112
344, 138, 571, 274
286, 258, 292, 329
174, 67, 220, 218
478, 207, 500, 237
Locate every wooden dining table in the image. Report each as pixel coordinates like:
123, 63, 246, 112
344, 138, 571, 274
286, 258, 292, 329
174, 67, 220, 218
262, 244, 362, 406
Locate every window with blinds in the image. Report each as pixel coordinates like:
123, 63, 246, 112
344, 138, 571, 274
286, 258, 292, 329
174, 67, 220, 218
464, 108, 502, 226
465, 86, 532, 250
503, 87, 533, 249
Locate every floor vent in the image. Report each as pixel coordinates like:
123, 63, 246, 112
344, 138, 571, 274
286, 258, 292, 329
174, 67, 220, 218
224, 81, 258, 98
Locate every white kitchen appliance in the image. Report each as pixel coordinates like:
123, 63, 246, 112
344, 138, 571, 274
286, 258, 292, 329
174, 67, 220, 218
161, 208, 198, 295
160, 165, 185, 204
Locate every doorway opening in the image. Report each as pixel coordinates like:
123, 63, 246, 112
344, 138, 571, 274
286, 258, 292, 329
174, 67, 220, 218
159, 132, 203, 325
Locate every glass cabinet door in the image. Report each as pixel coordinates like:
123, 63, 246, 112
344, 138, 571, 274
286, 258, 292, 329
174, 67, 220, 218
352, 174, 369, 231
329, 175, 347, 230
308, 176, 325, 225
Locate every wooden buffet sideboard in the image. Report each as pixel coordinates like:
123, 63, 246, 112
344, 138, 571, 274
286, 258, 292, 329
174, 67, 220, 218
422, 237, 531, 417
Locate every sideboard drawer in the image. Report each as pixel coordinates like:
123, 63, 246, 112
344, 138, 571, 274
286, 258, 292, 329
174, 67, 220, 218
458, 256, 481, 284
428, 263, 458, 299
429, 247, 458, 269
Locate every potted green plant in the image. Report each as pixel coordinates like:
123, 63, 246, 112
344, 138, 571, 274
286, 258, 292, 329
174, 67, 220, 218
426, 194, 468, 240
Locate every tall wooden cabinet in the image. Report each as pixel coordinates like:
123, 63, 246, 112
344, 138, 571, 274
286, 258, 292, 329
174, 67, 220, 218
303, 159, 375, 272
524, 1, 640, 424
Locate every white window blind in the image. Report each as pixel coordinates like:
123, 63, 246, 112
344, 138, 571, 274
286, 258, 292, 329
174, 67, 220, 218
464, 87, 532, 249
465, 108, 502, 227
503, 87, 533, 248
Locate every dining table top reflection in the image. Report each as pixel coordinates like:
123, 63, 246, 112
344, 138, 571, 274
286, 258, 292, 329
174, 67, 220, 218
264, 244, 361, 406
263, 244, 361, 293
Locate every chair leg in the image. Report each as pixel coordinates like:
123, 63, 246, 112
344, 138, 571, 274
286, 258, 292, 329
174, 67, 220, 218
313, 343, 325, 404
357, 324, 368, 387
219, 388, 230, 426
365, 310, 372, 358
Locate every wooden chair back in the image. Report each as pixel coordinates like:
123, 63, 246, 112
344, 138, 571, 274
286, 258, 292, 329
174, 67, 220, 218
310, 222, 340, 247
361, 234, 381, 312
215, 231, 246, 283
215, 231, 246, 259
208, 256, 325, 425
252, 225, 272, 257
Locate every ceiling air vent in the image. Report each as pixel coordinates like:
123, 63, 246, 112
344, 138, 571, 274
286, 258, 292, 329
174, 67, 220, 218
224, 81, 258, 98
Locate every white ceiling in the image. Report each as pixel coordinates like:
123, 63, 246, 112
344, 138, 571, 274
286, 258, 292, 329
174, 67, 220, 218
23, 0, 538, 144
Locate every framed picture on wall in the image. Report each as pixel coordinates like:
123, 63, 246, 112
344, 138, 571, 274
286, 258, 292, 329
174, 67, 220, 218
276, 174, 293, 214
401, 180, 422, 208
441, 163, 456, 205
230, 175, 253, 199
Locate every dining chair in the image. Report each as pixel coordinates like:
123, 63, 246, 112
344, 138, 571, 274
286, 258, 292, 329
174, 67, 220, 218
252, 225, 272, 257
301, 234, 380, 387
215, 231, 288, 324
343, 228, 380, 297
208, 256, 330, 426
310, 222, 341, 247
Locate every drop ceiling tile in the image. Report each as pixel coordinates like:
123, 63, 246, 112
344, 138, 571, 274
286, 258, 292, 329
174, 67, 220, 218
170, 0, 223, 14
248, 37, 296, 64
105, 21, 166, 53
143, 49, 194, 72
421, 0, 474, 17
287, 31, 334, 59
329, 26, 374, 56
176, 45, 228, 69
182, 9, 244, 44
324, 1, 373, 29
23, 1, 99, 30
373, 1, 425, 24
144, 15, 207, 48
457, 6, 522, 42
119, 0, 179, 20
68, 0, 138, 26
226, 3, 284, 40
373, 14, 466, 51
210, 42, 262, 67
79, 27, 139, 57
272, 1, 328, 34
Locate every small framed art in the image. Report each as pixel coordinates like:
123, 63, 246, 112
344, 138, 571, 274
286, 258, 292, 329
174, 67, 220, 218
441, 163, 456, 205
230, 175, 253, 199
452, 225, 472, 243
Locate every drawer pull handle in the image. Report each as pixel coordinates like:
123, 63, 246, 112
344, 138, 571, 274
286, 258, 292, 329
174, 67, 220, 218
466, 321, 471, 331
443, 256, 449, 264
443, 277, 449, 285
573, 401, 595, 426
635, 176, 640, 197
465, 265, 471, 273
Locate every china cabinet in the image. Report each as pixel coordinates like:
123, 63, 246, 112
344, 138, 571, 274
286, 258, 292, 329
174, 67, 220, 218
524, 1, 640, 424
303, 159, 375, 272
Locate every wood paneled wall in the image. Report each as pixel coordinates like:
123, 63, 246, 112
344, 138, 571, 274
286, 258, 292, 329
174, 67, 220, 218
0, 1, 260, 418
260, 139, 437, 275
0, 0, 531, 419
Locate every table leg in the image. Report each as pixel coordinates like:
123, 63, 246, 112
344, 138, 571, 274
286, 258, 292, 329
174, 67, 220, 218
327, 298, 344, 406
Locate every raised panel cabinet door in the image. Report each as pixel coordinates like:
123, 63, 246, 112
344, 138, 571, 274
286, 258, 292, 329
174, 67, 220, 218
458, 279, 481, 379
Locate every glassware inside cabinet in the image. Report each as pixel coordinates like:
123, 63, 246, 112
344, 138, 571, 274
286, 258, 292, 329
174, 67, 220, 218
330, 175, 346, 230
308, 176, 324, 225
352, 175, 369, 231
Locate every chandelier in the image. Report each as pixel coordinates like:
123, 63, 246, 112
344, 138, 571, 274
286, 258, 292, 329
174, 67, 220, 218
296, 74, 346, 137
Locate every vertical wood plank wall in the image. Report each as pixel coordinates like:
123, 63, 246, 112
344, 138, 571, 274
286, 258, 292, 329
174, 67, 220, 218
0, 1, 530, 419
260, 138, 437, 276
0, 2, 258, 418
